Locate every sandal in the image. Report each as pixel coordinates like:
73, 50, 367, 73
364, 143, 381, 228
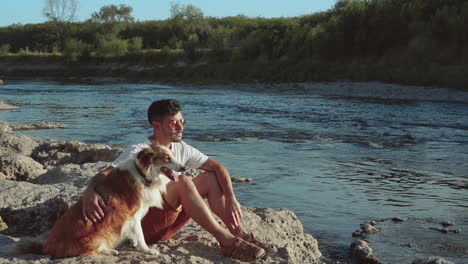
243, 233, 275, 255
221, 237, 266, 262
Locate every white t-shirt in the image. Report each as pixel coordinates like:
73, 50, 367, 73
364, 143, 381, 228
112, 138, 208, 174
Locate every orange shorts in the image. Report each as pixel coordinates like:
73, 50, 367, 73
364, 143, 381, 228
141, 201, 191, 244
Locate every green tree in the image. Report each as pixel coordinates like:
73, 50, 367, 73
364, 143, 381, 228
90, 4, 134, 38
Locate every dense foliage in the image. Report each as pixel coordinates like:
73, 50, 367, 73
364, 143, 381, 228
0, 0, 467, 88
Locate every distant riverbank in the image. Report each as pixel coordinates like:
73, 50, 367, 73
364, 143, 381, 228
0, 55, 467, 91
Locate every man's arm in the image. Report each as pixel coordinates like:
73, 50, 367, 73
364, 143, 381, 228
199, 158, 243, 230
81, 167, 113, 223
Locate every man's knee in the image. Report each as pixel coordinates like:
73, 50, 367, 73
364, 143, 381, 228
178, 175, 196, 190
195, 172, 222, 195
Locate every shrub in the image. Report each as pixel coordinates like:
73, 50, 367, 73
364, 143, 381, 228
95, 36, 128, 58
0, 44, 11, 56
18, 47, 31, 55
64, 38, 90, 63
128, 36, 143, 53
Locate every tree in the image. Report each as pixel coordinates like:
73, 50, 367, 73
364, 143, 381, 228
90, 4, 134, 24
43, 0, 78, 50
90, 4, 135, 39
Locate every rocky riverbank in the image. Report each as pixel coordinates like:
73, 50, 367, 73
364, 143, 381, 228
0, 121, 323, 264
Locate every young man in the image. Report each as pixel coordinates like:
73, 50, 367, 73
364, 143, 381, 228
81, 99, 268, 262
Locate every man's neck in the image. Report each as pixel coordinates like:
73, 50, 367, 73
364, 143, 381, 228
149, 135, 172, 148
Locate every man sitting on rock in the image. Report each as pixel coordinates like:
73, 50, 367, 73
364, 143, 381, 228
81, 99, 268, 262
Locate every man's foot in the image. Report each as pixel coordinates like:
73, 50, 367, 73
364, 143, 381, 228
242, 233, 276, 255
221, 237, 266, 262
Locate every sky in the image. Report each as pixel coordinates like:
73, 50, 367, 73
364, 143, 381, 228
0, 0, 337, 27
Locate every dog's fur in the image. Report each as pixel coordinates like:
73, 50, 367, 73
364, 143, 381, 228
16, 144, 186, 258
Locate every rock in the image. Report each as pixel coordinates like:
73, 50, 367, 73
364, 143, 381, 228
349, 240, 381, 264
0, 154, 46, 181
8, 121, 70, 131
0, 180, 82, 236
34, 162, 110, 186
0, 161, 323, 263
0, 100, 19, 110
31, 139, 123, 167
411, 256, 454, 264
400, 243, 413, 248
0, 133, 40, 156
0, 79, 4, 85
352, 229, 364, 237
361, 222, 378, 234
441, 221, 455, 227
391, 217, 408, 222
183, 168, 204, 178
0, 121, 12, 133
430, 227, 449, 233
232, 177, 253, 183
353, 220, 379, 237
0, 216, 7, 232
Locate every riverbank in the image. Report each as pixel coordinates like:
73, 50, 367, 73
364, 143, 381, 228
0, 55, 467, 91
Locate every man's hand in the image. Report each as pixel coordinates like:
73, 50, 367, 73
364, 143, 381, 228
225, 196, 244, 231
81, 187, 106, 223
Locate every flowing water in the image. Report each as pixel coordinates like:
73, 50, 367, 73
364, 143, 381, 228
1, 81, 467, 263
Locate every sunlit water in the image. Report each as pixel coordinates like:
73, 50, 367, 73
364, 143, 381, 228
1, 82, 467, 263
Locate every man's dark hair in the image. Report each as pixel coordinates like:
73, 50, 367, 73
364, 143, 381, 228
147, 99, 182, 124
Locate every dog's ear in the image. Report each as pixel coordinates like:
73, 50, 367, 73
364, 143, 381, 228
137, 148, 156, 169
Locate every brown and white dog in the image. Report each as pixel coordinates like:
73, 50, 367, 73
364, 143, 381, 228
16, 144, 186, 258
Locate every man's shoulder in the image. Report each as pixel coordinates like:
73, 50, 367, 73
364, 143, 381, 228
124, 138, 151, 152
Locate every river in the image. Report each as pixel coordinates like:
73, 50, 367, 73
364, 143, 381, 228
1, 81, 467, 263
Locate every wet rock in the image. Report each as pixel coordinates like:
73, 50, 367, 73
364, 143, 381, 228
411, 256, 454, 264
232, 177, 253, 183
9, 121, 70, 131
430, 227, 449, 233
0, 133, 40, 156
352, 229, 363, 237
0, 154, 46, 181
391, 217, 408, 222
449, 229, 461, 233
0, 100, 19, 110
353, 220, 379, 237
441, 221, 455, 227
349, 240, 381, 264
400, 243, 414, 248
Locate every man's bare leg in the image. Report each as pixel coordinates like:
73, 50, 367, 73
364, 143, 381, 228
192, 172, 249, 237
163, 176, 237, 247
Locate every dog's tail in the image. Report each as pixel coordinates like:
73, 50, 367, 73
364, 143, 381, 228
14, 237, 44, 255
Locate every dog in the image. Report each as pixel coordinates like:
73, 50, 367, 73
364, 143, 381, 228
16, 144, 187, 258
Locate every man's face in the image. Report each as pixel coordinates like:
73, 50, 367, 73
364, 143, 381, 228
156, 112, 186, 142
